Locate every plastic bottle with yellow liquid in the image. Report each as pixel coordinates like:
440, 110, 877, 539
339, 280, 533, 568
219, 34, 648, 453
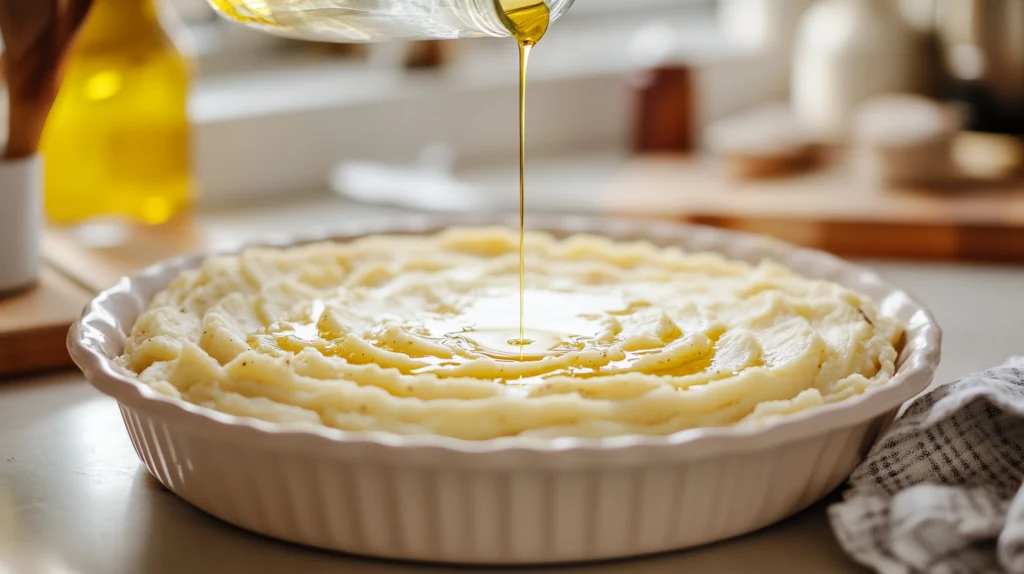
41, 0, 192, 228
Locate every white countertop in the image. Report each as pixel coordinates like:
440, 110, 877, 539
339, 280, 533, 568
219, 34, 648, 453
2, 202, 1023, 573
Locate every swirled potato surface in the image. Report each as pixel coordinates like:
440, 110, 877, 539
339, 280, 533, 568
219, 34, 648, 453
119, 227, 902, 440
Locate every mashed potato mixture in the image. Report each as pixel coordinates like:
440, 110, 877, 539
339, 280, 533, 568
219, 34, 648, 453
119, 227, 903, 440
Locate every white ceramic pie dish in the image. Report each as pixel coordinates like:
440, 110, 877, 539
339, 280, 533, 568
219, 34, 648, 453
68, 214, 941, 565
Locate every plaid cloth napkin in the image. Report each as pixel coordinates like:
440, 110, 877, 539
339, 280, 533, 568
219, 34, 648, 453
830, 356, 1024, 574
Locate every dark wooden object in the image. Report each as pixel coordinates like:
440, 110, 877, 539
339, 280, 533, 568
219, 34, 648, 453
633, 66, 695, 154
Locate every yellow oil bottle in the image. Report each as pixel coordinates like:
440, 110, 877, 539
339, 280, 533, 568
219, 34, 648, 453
41, 0, 192, 226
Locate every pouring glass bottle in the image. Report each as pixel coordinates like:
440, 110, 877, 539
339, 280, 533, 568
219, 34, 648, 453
206, 0, 575, 42
41, 0, 192, 227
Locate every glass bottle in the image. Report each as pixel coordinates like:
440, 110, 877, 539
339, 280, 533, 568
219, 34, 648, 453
41, 0, 192, 227
206, 0, 576, 43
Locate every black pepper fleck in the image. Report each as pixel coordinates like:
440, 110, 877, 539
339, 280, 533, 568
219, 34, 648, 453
858, 308, 874, 326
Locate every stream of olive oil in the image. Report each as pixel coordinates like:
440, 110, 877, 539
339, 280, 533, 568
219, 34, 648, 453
495, 0, 550, 358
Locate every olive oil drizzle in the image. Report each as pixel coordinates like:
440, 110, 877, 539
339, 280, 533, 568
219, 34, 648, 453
495, 0, 550, 359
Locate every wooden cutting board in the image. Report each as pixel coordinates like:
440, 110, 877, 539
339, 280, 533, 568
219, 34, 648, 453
0, 267, 93, 378
599, 154, 1024, 261
2, 213, 209, 377
0, 216, 206, 378
42, 215, 205, 294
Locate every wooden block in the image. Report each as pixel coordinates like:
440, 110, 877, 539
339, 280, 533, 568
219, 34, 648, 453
0, 267, 92, 378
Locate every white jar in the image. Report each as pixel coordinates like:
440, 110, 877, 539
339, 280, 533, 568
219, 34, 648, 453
791, 0, 924, 142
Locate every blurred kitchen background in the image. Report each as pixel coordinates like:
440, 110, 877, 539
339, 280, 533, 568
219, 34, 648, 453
12, 0, 1024, 266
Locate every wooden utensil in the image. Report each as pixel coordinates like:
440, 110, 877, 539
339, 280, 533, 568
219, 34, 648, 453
0, 0, 93, 158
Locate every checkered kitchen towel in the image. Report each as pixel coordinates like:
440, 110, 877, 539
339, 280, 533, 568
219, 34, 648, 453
830, 357, 1024, 574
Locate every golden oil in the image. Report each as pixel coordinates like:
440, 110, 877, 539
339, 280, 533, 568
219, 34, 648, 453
495, 0, 550, 353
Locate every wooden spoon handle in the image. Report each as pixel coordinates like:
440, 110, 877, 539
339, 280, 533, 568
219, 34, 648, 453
0, 0, 94, 159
